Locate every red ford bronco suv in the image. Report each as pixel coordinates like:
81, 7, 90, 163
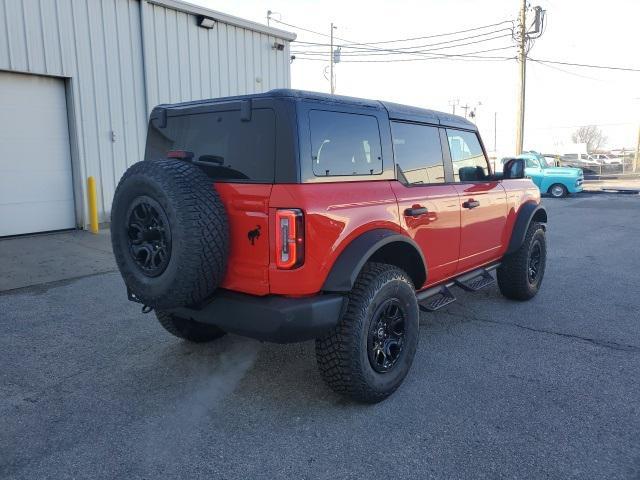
111, 89, 547, 403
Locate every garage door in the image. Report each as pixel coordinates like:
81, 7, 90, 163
0, 72, 76, 236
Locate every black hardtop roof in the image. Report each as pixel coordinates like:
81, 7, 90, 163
159, 89, 477, 130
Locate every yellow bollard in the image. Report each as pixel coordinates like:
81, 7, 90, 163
87, 176, 99, 234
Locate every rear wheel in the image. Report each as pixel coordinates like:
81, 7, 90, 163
315, 263, 419, 403
497, 221, 547, 300
548, 183, 568, 198
155, 310, 226, 343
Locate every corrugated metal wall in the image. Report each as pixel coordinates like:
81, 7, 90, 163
0, 0, 292, 225
141, 1, 291, 107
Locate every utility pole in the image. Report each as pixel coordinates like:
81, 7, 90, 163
330, 23, 336, 94
515, 0, 527, 155
461, 103, 470, 118
449, 98, 459, 115
634, 124, 640, 172
494, 112, 498, 152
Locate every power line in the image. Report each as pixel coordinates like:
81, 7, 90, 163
337, 21, 515, 45
530, 58, 640, 73
294, 50, 514, 63
293, 28, 513, 54
292, 45, 516, 59
271, 16, 515, 48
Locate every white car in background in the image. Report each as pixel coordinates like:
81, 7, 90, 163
591, 153, 621, 165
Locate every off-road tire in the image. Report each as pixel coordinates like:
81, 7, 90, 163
497, 221, 546, 300
315, 262, 419, 403
548, 183, 568, 198
156, 311, 226, 343
111, 159, 229, 309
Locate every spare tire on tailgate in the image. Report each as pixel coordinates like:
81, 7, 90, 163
111, 159, 229, 309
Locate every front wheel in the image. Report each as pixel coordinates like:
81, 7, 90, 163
497, 222, 547, 300
315, 263, 419, 403
548, 183, 568, 198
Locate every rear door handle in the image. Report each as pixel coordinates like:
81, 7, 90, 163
404, 206, 429, 217
463, 200, 480, 209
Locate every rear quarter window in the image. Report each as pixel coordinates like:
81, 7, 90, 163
309, 110, 383, 177
145, 108, 275, 182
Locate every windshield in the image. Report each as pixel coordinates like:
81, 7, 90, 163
540, 157, 555, 168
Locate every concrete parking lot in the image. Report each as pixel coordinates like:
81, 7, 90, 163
1, 193, 639, 479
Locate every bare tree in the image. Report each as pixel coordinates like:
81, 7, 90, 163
571, 125, 607, 153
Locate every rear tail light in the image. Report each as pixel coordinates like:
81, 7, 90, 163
275, 209, 304, 269
166, 150, 194, 160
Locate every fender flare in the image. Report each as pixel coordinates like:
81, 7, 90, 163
322, 229, 427, 292
506, 203, 547, 254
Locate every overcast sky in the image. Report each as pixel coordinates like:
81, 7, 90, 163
198, 0, 639, 155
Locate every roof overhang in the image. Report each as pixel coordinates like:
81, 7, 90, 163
145, 0, 297, 41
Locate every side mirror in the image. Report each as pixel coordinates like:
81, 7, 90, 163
503, 158, 525, 179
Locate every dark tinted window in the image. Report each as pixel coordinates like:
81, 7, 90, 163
391, 122, 445, 185
446, 129, 489, 182
145, 108, 275, 182
309, 110, 382, 176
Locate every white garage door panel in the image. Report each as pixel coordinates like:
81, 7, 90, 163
0, 72, 75, 236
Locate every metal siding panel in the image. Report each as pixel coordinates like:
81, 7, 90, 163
199, 26, 210, 98
253, 32, 261, 92
4, 0, 27, 71
218, 22, 229, 97
153, 5, 170, 103
86, 0, 114, 216
177, 11, 191, 100
102, 0, 126, 197
259, 33, 269, 91
227, 26, 238, 95
0, 0, 290, 226
164, 8, 181, 103
0, 0, 10, 68
127, 0, 148, 162
284, 41, 291, 87
141, 0, 158, 110
187, 14, 199, 98
268, 35, 277, 90
208, 22, 220, 97
235, 26, 245, 95
245, 29, 254, 93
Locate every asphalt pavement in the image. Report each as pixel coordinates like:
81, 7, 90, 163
1, 193, 639, 479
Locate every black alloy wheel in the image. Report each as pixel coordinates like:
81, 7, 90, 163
126, 196, 171, 277
367, 299, 406, 373
528, 240, 542, 284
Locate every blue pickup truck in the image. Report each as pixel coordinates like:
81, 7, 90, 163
503, 151, 584, 198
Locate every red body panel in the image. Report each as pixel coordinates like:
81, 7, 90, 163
500, 179, 542, 250
268, 181, 401, 296
390, 183, 460, 287
215, 178, 540, 298
216, 183, 272, 296
454, 182, 508, 272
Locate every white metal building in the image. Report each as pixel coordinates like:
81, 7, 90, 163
0, 0, 294, 236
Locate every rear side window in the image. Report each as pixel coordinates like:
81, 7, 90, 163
309, 110, 382, 176
391, 122, 445, 185
145, 108, 275, 182
446, 129, 489, 182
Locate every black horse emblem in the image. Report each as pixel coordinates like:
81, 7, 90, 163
248, 225, 261, 245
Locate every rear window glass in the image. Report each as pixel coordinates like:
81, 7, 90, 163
309, 110, 382, 177
391, 122, 445, 185
145, 108, 275, 182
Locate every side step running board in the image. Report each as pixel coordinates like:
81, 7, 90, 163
416, 263, 500, 312
419, 285, 456, 312
455, 269, 495, 292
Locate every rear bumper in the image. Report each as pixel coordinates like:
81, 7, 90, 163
169, 290, 346, 343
